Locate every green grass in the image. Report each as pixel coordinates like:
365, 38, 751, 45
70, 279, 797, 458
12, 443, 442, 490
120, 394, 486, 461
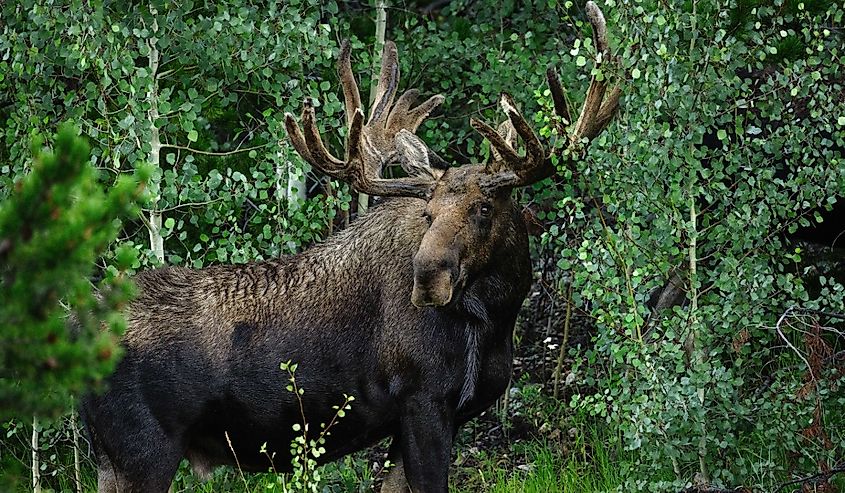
16, 437, 621, 492
451, 431, 624, 493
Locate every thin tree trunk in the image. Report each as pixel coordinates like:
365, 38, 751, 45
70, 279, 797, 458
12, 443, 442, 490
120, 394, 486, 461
687, 183, 709, 485
685, 1, 708, 483
553, 282, 574, 400
542, 295, 556, 382
31, 416, 41, 493
147, 15, 164, 263
276, 146, 286, 213
286, 160, 306, 209
278, 141, 306, 212
325, 180, 334, 236
358, 0, 388, 216
70, 408, 82, 493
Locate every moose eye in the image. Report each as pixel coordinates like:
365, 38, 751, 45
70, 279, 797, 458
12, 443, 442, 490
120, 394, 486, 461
479, 203, 493, 217
422, 211, 433, 225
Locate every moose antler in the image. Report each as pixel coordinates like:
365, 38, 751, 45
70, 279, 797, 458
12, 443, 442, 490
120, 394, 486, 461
475, 1, 621, 189
285, 40, 446, 198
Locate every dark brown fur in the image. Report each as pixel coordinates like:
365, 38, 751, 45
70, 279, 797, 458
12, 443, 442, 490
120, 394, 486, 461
82, 185, 531, 493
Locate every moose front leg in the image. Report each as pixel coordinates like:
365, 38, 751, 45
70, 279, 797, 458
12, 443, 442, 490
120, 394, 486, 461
397, 395, 455, 493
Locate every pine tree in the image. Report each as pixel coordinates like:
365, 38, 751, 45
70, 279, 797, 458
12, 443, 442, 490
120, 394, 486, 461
0, 125, 149, 419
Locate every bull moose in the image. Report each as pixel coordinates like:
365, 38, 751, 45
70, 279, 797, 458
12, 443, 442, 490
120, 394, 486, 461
81, 3, 620, 491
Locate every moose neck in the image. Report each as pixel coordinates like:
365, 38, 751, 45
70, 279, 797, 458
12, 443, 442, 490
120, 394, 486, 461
307, 197, 429, 279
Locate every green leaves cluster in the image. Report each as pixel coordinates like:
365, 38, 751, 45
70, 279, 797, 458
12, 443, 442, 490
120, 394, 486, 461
279, 360, 355, 493
0, 0, 349, 267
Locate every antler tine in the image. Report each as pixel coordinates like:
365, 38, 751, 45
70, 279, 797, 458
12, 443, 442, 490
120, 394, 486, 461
300, 98, 345, 170
472, 117, 519, 170
369, 41, 400, 125
339, 40, 362, 128
594, 86, 622, 135
388, 89, 419, 126
284, 112, 314, 165
471, 94, 545, 175
571, 1, 618, 144
470, 117, 521, 167
499, 94, 545, 168
285, 39, 445, 199
546, 67, 571, 127
480, 1, 621, 190
498, 120, 517, 148
387, 91, 446, 136
491, 120, 517, 163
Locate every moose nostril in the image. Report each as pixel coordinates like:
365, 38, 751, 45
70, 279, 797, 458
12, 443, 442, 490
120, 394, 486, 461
415, 258, 458, 285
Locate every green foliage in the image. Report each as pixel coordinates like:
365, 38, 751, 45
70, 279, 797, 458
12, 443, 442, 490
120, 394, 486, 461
389, 0, 583, 166
1, 0, 843, 491
544, 0, 845, 490
0, 0, 349, 266
452, 435, 627, 493
0, 125, 147, 420
0, 126, 146, 491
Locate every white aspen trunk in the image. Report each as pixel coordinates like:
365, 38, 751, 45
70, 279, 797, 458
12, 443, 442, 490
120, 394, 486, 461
553, 283, 573, 400
147, 14, 164, 263
70, 408, 82, 493
277, 141, 306, 211
276, 146, 285, 209
287, 164, 306, 207
358, 0, 388, 216
31, 416, 40, 493
685, 3, 708, 483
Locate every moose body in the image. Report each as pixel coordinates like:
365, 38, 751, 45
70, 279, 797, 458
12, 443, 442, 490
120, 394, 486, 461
83, 3, 619, 491
83, 195, 530, 491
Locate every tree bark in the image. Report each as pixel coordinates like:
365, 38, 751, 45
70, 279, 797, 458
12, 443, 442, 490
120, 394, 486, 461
553, 283, 573, 400
147, 14, 164, 263
31, 416, 40, 493
687, 183, 710, 486
278, 140, 306, 211
71, 408, 82, 493
358, 0, 388, 216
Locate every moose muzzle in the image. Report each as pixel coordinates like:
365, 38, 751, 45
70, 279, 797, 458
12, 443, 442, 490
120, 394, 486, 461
411, 258, 457, 307
411, 226, 462, 309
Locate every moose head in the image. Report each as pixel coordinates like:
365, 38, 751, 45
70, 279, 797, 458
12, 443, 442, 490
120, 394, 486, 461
286, 2, 620, 309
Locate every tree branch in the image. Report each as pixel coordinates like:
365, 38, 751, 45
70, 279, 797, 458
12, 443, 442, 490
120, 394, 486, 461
160, 143, 269, 157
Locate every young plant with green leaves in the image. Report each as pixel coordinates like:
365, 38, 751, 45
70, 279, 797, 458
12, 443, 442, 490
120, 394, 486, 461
0, 125, 147, 420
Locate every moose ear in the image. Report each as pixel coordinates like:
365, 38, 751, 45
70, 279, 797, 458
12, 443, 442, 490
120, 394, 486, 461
395, 130, 447, 180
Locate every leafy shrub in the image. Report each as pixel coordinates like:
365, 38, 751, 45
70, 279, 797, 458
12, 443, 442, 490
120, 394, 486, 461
546, 0, 845, 490
0, 125, 146, 489
0, 125, 147, 419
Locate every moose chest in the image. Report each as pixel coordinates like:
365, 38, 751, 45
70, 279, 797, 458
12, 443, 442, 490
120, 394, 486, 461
393, 293, 517, 416
455, 319, 514, 417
